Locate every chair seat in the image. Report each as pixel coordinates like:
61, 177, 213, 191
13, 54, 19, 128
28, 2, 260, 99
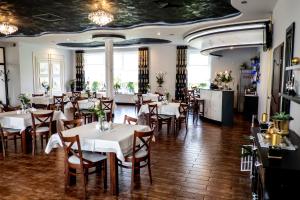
68, 152, 107, 165
3, 128, 21, 134
158, 114, 172, 120
127, 149, 148, 159
35, 127, 50, 133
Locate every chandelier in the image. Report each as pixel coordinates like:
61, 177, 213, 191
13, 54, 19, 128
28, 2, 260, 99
88, 10, 114, 26
0, 22, 18, 35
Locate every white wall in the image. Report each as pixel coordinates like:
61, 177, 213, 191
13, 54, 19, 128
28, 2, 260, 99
210, 48, 259, 108
148, 44, 177, 99
19, 42, 74, 94
258, 0, 300, 134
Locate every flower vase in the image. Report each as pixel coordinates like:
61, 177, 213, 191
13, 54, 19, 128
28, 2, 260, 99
98, 116, 104, 131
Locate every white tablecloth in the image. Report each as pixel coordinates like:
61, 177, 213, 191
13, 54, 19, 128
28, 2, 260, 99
45, 122, 151, 161
30, 96, 70, 105
65, 92, 106, 98
138, 102, 180, 118
0, 110, 66, 132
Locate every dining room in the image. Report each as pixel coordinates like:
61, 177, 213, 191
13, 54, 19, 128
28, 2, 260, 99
2, 0, 300, 199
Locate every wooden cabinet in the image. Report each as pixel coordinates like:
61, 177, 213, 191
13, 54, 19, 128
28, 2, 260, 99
199, 89, 233, 125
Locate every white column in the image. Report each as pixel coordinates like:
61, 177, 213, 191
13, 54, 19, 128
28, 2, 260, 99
105, 39, 114, 98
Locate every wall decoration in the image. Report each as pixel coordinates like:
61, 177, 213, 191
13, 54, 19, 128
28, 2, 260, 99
75, 50, 85, 91
175, 46, 187, 100
138, 47, 149, 94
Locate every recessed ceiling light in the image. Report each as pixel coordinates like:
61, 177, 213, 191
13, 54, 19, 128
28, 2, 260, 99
230, 46, 234, 50
241, 0, 247, 4
157, 32, 161, 36
66, 38, 70, 41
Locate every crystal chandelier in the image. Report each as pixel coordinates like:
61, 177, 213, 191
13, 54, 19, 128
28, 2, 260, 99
88, 10, 114, 26
0, 22, 18, 35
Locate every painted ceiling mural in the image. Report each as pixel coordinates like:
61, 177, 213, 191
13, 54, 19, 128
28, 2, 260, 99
0, 0, 239, 37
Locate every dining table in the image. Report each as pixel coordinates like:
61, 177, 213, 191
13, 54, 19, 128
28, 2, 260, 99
30, 95, 70, 106
0, 109, 66, 153
64, 98, 117, 119
45, 122, 151, 195
138, 101, 180, 133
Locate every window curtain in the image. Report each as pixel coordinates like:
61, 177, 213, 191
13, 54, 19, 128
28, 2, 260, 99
75, 50, 85, 91
138, 47, 149, 94
175, 46, 188, 100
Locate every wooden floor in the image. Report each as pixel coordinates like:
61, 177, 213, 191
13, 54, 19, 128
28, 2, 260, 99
0, 105, 252, 200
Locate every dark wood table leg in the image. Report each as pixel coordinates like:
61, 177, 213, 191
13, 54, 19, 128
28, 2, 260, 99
109, 152, 119, 195
134, 162, 141, 182
21, 129, 32, 154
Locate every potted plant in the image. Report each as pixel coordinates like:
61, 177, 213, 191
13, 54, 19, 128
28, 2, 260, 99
127, 82, 135, 94
91, 81, 100, 92
90, 104, 106, 130
271, 112, 294, 135
113, 81, 121, 94
18, 93, 31, 110
41, 81, 50, 95
156, 72, 166, 87
69, 79, 76, 92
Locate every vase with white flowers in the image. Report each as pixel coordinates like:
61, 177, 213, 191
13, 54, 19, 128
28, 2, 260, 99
214, 70, 233, 90
18, 94, 31, 111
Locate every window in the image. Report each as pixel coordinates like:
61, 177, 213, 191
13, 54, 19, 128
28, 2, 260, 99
187, 51, 211, 89
84, 52, 106, 91
114, 51, 138, 94
34, 54, 64, 95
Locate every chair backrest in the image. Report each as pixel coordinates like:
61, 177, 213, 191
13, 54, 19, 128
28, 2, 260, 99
131, 129, 154, 161
58, 132, 93, 167
53, 95, 64, 111
71, 91, 81, 101
31, 111, 54, 133
101, 99, 113, 121
142, 100, 152, 105
179, 103, 189, 117
62, 119, 83, 130
32, 93, 44, 97
148, 103, 158, 119
123, 115, 137, 125
101, 96, 110, 100
0, 124, 5, 158
135, 93, 143, 103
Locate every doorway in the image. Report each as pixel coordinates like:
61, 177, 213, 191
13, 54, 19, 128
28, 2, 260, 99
270, 43, 284, 116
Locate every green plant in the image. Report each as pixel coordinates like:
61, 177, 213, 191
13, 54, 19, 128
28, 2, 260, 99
18, 94, 30, 106
90, 104, 105, 119
91, 81, 100, 92
156, 72, 166, 86
240, 62, 248, 69
271, 112, 294, 120
127, 82, 135, 93
199, 83, 207, 88
114, 81, 121, 92
165, 92, 170, 101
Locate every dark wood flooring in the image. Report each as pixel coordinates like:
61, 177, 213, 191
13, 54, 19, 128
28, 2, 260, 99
0, 105, 252, 200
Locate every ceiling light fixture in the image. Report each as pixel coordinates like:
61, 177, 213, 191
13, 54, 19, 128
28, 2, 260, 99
88, 9, 114, 26
0, 22, 18, 35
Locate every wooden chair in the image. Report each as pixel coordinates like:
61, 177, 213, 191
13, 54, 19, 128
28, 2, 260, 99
193, 98, 205, 123
2, 127, 22, 153
61, 119, 84, 130
118, 129, 154, 191
53, 95, 64, 112
175, 103, 189, 132
58, 132, 107, 199
72, 101, 93, 124
142, 99, 152, 105
0, 124, 6, 159
123, 115, 138, 125
134, 93, 143, 113
31, 111, 54, 156
71, 91, 81, 101
100, 99, 114, 122
148, 104, 172, 134
155, 92, 164, 102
